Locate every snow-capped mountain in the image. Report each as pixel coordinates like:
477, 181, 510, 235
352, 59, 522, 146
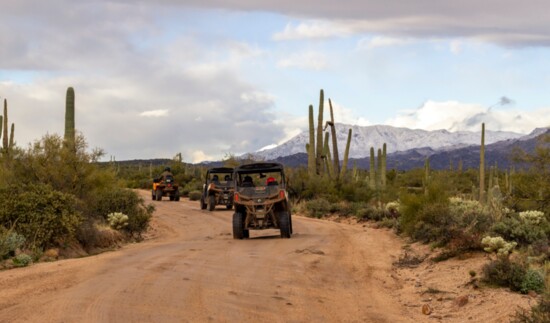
252, 124, 524, 160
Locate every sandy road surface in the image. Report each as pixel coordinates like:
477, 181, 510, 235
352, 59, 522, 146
0, 190, 413, 322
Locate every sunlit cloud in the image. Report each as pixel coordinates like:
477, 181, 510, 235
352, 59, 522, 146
277, 51, 328, 70
386, 100, 550, 134
139, 109, 169, 117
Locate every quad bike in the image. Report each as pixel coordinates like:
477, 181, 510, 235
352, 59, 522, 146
152, 175, 180, 201
231, 162, 293, 239
200, 167, 234, 211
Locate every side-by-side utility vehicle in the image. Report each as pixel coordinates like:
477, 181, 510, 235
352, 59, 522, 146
232, 162, 293, 239
201, 167, 235, 211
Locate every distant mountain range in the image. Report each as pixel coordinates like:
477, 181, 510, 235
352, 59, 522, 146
252, 124, 524, 160
252, 125, 550, 171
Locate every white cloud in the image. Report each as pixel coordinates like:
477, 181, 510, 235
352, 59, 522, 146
191, 150, 213, 163
140, 109, 169, 117
357, 36, 413, 50
273, 21, 355, 40
240, 91, 275, 104
386, 100, 550, 134
329, 100, 371, 127
450, 40, 462, 54
277, 51, 328, 70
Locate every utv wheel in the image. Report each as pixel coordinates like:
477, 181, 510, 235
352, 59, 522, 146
155, 189, 163, 201
226, 204, 233, 210
290, 213, 293, 234
152, 190, 156, 201
169, 196, 175, 201
200, 196, 207, 210
233, 212, 244, 239
208, 195, 216, 211
279, 211, 291, 238
175, 192, 180, 201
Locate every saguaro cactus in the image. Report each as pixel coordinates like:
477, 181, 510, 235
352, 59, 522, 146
340, 128, 352, 179
1, 99, 15, 155
381, 143, 387, 188
323, 132, 333, 177
64, 87, 76, 148
369, 147, 376, 189
3, 99, 8, 150
328, 99, 340, 177
316, 89, 324, 175
479, 123, 486, 203
307, 105, 316, 176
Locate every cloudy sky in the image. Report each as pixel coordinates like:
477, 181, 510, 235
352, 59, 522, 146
2, 1, 550, 162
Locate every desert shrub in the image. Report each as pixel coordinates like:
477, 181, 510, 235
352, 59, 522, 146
188, 190, 202, 201
482, 258, 527, 292
410, 202, 452, 243
0, 228, 25, 259
361, 206, 387, 221
12, 253, 33, 267
521, 269, 546, 294
399, 180, 450, 240
13, 134, 115, 199
0, 184, 81, 249
86, 188, 153, 238
337, 181, 374, 202
492, 211, 550, 246
107, 212, 129, 230
181, 179, 203, 197
305, 198, 332, 218
513, 297, 550, 322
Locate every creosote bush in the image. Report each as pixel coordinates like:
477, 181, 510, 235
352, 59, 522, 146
0, 228, 25, 259
482, 258, 527, 292
0, 184, 81, 249
12, 253, 33, 267
188, 190, 202, 201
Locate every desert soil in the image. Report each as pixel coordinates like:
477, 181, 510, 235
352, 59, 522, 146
0, 190, 535, 322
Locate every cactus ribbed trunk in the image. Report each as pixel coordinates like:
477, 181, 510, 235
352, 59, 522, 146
377, 148, 382, 188
8, 123, 14, 149
328, 99, 340, 178
65, 87, 76, 148
308, 105, 316, 177
369, 147, 376, 189
315, 90, 324, 175
0, 115, 3, 146
323, 132, 333, 178
340, 128, 352, 179
381, 143, 387, 188
3, 99, 8, 150
479, 123, 485, 203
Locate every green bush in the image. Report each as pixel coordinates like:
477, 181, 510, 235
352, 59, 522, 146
492, 212, 549, 246
521, 269, 546, 294
513, 297, 550, 322
0, 184, 81, 249
0, 228, 25, 259
188, 190, 202, 201
482, 258, 527, 292
86, 188, 153, 238
12, 253, 33, 267
305, 198, 332, 218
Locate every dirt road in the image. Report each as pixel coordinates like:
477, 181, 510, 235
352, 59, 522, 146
0, 191, 530, 322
